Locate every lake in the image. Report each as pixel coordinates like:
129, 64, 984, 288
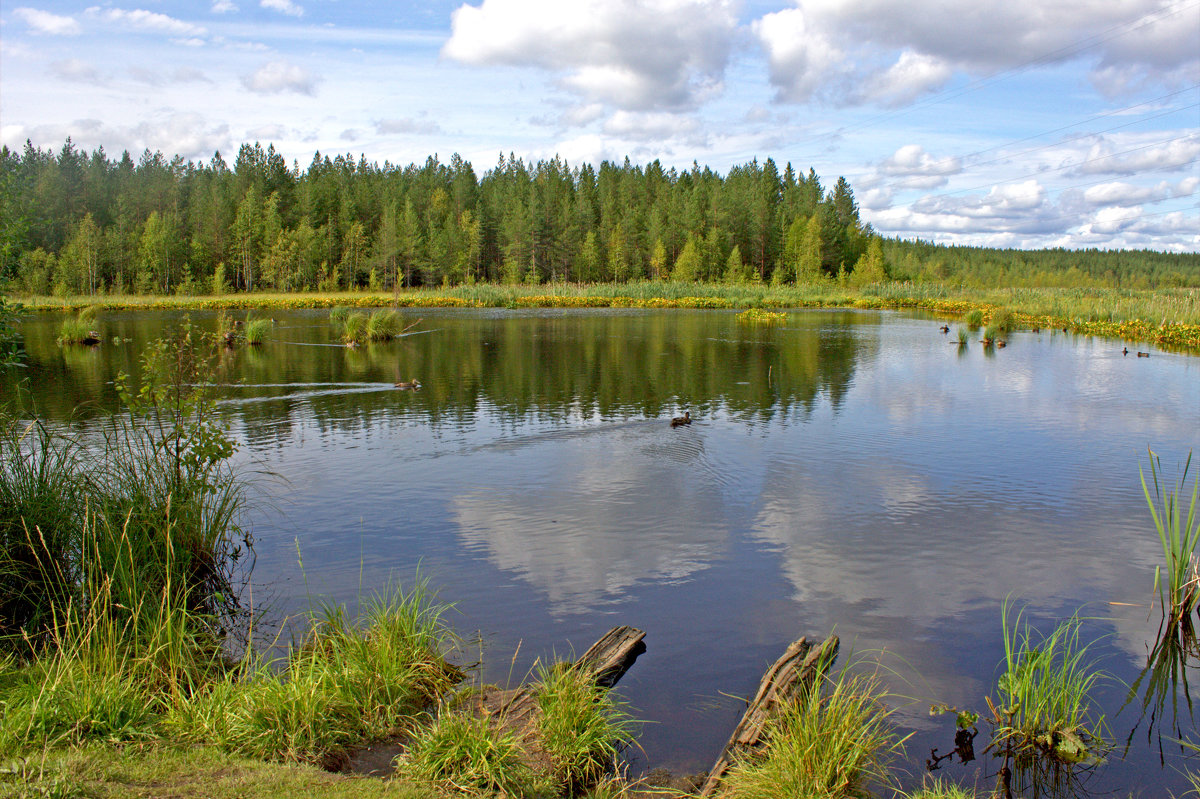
8, 306, 1200, 796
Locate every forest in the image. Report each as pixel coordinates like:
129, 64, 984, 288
1, 139, 1196, 297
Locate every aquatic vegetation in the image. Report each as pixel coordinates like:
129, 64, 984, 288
56, 305, 101, 345
737, 308, 787, 326
988, 307, 1016, 335
243, 317, 273, 346
328, 306, 350, 324
956, 328, 969, 345
366, 309, 402, 341
720, 668, 906, 799
1143, 450, 1200, 633
987, 601, 1108, 793
962, 309, 984, 329
341, 311, 368, 345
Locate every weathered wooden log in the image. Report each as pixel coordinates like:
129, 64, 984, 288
501, 625, 646, 725
699, 633, 840, 797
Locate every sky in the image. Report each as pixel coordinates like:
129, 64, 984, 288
1, 0, 1198, 251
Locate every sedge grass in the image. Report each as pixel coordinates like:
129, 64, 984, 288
534, 660, 636, 790
167, 582, 459, 767
720, 667, 907, 799
990, 601, 1108, 773
392, 711, 540, 797
244, 318, 273, 346
736, 309, 786, 326
341, 312, 368, 345
1143, 449, 1200, 632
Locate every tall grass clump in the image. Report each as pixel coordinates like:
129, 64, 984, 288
535, 660, 636, 791
989, 601, 1107, 778
1143, 449, 1200, 633
721, 668, 906, 799
341, 311, 368, 345
2, 318, 251, 652
329, 306, 350, 325
989, 307, 1015, 335
56, 305, 100, 345
956, 328, 969, 346
366, 309, 402, 341
243, 317, 273, 346
394, 711, 538, 796
167, 581, 460, 767
962, 309, 984, 330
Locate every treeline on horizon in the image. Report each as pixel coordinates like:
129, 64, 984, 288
1, 139, 1196, 298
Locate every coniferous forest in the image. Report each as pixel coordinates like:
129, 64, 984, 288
2, 139, 1196, 298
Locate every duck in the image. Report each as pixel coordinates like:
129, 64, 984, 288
1123, 347, 1128, 356
395, 379, 421, 389
1137, 351, 1150, 358
670, 411, 692, 427
939, 324, 950, 334
1031, 327, 1040, 333
996, 340, 1007, 348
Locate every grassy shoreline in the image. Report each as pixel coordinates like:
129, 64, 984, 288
11, 281, 1200, 352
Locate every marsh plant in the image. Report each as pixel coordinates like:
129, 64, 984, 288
956, 328, 969, 346
394, 710, 537, 796
167, 582, 459, 767
1, 318, 250, 650
534, 660, 637, 791
987, 602, 1108, 795
1143, 449, 1200, 635
721, 667, 907, 799
988, 307, 1016, 335
736, 308, 787, 326
243, 317, 273, 346
56, 305, 100, 345
341, 311, 369, 345
962, 309, 984, 330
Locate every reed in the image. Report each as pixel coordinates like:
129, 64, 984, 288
328, 306, 350, 324
1143, 450, 1200, 631
55, 306, 100, 345
720, 667, 907, 799
962, 309, 984, 329
737, 309, 787, 326
956, 328, 969, 345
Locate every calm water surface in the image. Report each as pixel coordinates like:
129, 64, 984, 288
9, 307, 1200, 796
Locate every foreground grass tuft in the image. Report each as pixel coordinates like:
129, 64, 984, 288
393, 711, 540, 797
535, 661, 636, 790
720, 669, 906, 799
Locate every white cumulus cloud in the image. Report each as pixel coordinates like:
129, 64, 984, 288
261, 0, 303, 17
89, 8, 207, 37
13, 7, 81, 35
241, 60, 319, 95
443, 0, 738, 111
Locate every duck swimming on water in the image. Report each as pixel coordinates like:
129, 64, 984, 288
670, 411, 692, 427
395, 379, 421, 389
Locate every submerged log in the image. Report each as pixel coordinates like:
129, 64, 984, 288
699, 633, 839, 797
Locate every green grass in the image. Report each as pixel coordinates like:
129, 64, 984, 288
392, 711, 540, 797
328, 306, 350, 325
366, 310, 402, 341
534, 661, 636, 790
956, 328, 969, 345
962, 309, 984, 329
341, 311, 368, 345
167, 582, 459, 767
1143, 450, 1200, 632
990, 601, 1107, 771
720, 668, 907, 799
904, 778, 978, 798
736, 309, 787, 326
0, 742, 439, 798
244, 318, 273, 346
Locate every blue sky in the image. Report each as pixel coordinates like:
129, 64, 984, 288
2, 0, 1197, 250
